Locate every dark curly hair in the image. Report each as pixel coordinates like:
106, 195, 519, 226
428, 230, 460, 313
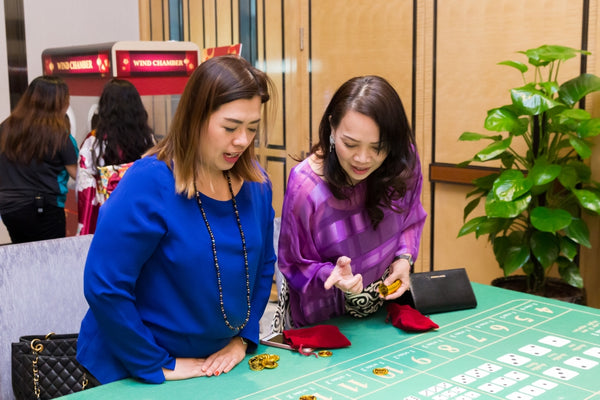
312, 75, 418, 229
93, 78, 154, 166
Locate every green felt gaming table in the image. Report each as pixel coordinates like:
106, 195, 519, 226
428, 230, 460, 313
62, 283, 600, 400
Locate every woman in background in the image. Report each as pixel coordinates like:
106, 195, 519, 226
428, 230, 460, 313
0, 76, 78, 243
76, 78, 154, 234
275, 75, 427, 329
77, 55, 277, 384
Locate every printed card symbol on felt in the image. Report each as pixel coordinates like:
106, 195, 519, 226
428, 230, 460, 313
464, 368, 488, 378
504, 371, 530, 381
506, 392, 533, 400
563, 356, 599, 370
497, 353, 531, 366
452, 374, 476, 385
491, 376, 517, 387
531, 379, 557, 390
477, 382, 503, 393
583, 347, 600, 359
542, 366, 579, 380
538, 335, 570, 347
518, 344, 551, 356
519, 385, 545, 396
478, 362, 502, 372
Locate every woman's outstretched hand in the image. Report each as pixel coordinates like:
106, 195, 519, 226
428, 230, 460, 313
324, 256, 363, 294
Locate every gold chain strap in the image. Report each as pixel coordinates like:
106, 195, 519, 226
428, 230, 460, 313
29, 333, 90, 398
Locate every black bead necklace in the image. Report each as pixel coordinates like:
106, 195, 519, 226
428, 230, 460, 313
194, 171, 251, 331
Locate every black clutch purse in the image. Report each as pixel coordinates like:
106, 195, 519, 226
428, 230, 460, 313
409, 268, 477, 314
11, 333, 98, 400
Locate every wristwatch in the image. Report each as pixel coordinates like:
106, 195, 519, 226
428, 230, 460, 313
394, 254, 414, 267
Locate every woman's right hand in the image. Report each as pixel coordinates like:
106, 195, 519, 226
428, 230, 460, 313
324, 256, 363, 294
163, 358, 207, 380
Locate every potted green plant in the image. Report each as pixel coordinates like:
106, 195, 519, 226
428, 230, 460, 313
457, 45, 600, 301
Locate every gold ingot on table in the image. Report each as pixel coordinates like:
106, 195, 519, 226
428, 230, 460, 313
373, 367, 389, 376
299, 396, 317, 400
248, 354, 279, 371
378, 279, 401, 296
317, 350, 333, 357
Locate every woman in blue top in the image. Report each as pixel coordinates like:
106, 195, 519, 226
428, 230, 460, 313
77, 55, 277, 384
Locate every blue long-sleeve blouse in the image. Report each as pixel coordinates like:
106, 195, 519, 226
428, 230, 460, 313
77, 155, 275, 384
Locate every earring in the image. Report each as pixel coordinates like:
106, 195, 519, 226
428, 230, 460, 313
329, 135, 335, 152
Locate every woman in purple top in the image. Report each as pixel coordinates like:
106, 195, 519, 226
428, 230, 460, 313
275, 75, 427, 329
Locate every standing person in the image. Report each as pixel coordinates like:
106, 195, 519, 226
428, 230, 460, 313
0, 76, 78, 243
76, 78, 154, 235
77, 55, 277, 384
275, 75, 427, 329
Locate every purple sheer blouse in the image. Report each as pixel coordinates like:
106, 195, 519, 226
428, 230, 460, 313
277, 157, 427, 327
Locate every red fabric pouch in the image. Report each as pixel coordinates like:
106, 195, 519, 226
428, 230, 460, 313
283, 325, 351, 356
386, 303, 439, 332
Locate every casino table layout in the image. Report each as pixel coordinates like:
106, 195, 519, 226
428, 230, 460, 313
63, 283, 600, 400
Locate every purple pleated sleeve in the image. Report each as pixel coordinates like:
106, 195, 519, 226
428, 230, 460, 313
277, 157, 427, 327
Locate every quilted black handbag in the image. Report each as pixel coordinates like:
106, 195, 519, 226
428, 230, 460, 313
11, 333, 99, 400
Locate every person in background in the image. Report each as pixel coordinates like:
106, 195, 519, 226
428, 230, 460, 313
275, 75, 427, 330
0, 76, 78, 243
76, 78, 154, 235
77, 55, 277, 384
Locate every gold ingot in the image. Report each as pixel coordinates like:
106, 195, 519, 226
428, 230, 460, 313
317, 350, 333, 357
299, 396, 317, 400
373, 367, 389, 376
378, 279, 401, 296
249, 354, 279, 371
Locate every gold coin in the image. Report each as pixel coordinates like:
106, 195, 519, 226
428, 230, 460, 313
249, 363, 265, 371
262, 360, 278, 369
373, 367, 389, 376
378, 279, 401, 296
299, 396, 316, 400
318, 350, 333, 357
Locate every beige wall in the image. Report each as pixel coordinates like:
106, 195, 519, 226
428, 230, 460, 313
139, 0, 600, 308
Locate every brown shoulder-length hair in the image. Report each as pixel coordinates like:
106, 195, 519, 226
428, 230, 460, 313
0, 75, 70, 163
312, 75, 417, 229
146, 55, 276, 198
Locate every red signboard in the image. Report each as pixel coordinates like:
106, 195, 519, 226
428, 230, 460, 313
43, 52, 110, 76
116, 50, 198, 77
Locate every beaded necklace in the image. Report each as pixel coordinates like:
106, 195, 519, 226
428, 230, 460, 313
194, 171, 251, 331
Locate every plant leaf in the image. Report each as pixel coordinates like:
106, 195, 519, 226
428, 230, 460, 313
475, 138, 512, 161
557, 165, 579, 189
502, 244, 531, 275
485, 191, 531, 218
557, 257, 584, 288
463, 197, 481, 221
530, 231, 559, 268
492, 170, 532, 201
568, 136, 592, 159
529, 157, 561, 186
498, 60, 528, 73
458, 216, 503, 238
521, 45, 586, 65
577, 118, 600, 138
559, 236, 578, 261
459, 131, 503, 141
511, 85, 562, 115
530, 207, 572, 232
484, 107, 528, 135
572, 189, 600, 213
564, 217, 591, 247
558, 73, 600, 107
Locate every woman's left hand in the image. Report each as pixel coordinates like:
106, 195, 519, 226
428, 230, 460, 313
200, 336, 248, 377
380, 258, 411, 300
